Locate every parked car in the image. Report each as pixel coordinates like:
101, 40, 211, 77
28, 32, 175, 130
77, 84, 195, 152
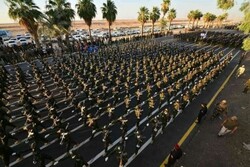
18, 38, 29, 45
6, 40, 18, 47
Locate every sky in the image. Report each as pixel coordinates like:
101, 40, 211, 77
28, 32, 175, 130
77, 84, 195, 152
0, 0, 244, 23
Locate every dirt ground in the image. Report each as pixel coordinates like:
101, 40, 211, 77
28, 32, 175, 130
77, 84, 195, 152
0, 19, 235, 36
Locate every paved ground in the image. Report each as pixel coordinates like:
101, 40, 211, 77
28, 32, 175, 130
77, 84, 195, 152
2, 34, 247, 167
174, 53, 250, 167
128, 46, 248, 166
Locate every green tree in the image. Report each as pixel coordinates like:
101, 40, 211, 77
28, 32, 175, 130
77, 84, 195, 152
101, 0, 117, 41
187, 10, 194, 28
149, 7, 160, 35
203, 12, 216, 28
6, 0, 43, 47
239, 1, 250, 51
161, 0, 170, 18
76, 0, 96, 40
167, 8, 176, 30
159, 18, 167, 32
217, 13, 228, 27
217, 0, 234, 10
194, 10, 203, 28
45, 0, 75, 44
187, 10, 196, 29
209, 14, 217, 27
138, 6, 149, 36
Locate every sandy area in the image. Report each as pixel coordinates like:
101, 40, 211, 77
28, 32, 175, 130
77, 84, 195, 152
0, 19, 235, 36
0, 19, 189, 36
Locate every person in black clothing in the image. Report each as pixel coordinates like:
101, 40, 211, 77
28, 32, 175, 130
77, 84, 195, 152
0, 144, 21, 167
69, 150, 89, 167
58, 124, 78, 152
102, 126, 111, 154
31, 142, 54, 167
196, 103, 208, 124
54, 150, 89, 167
165, 144, 183, 167
0, 128, 19, 145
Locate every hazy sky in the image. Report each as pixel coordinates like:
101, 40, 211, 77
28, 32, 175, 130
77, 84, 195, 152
0, 0, 244, 23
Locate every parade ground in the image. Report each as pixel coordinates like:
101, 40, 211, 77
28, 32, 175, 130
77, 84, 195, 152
130, 39, 250, 167
1, 33, 248, 167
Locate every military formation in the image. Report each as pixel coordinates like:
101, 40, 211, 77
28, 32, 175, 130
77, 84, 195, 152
175, 31, 247, 48
0, 33, 240, 167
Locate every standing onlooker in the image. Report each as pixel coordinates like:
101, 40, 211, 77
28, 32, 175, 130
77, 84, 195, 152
196, 103, 208, 124
218, 116, 238, 137
165, 144, 183, 167
243, 78, 250, 94
236, 65, 245, 78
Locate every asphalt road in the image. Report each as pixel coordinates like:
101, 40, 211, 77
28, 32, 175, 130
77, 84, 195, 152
1, 35, 244, 167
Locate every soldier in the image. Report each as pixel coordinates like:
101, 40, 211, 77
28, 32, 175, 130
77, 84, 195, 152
76, 102, 87, 126
69, 150, 89, 167
116, 145, 127, 167
54, 150, 89, 167
87, 114, 100, 140
118, 116, 128, 142
124, 95, 131, 114
135, 88, 142, 105
31, 142, 54, 167
102, 126, 112, 153
112, 87, 119, 105
149, 116, 160, 144
160, 108, 171, 133
146, 83, 152, 98
58, 124, 78, 152
173, 100, 182, 118
148, 96, 155, 117
196, 103, 208, 124
134, 128, 143, 155
0, 143, 22, 167
163, 75, 169, 88
181, 91, 190, 109
134, 105, 142, 128
167, 86, 175, 102
106, 103, 115, 122
0, 128, 19, 145
156, 80, 162, 93
159, 89, 165, 109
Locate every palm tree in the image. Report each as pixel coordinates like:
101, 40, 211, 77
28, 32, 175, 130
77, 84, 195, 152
167, 9, 176, 30
159, 18, 167, 33
194, 10, 203, 28
203, 12, 217, 28
101, 0, 117, 41
217, 0, 234, 10
45, 0, 75, 44
6, 0, 43, 47
217, 13, 228, 27
76, 0, 96, 40
161, 0, 170, 18
138, 7, 149, 36
209, 14, 217, 28
187, 10, 195, 29
149, 7, 160, 35
203, 12, 211, 28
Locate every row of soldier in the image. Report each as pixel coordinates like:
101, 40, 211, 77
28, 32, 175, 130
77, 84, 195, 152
175, 31, 247, 48
1, 39, 233, 167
